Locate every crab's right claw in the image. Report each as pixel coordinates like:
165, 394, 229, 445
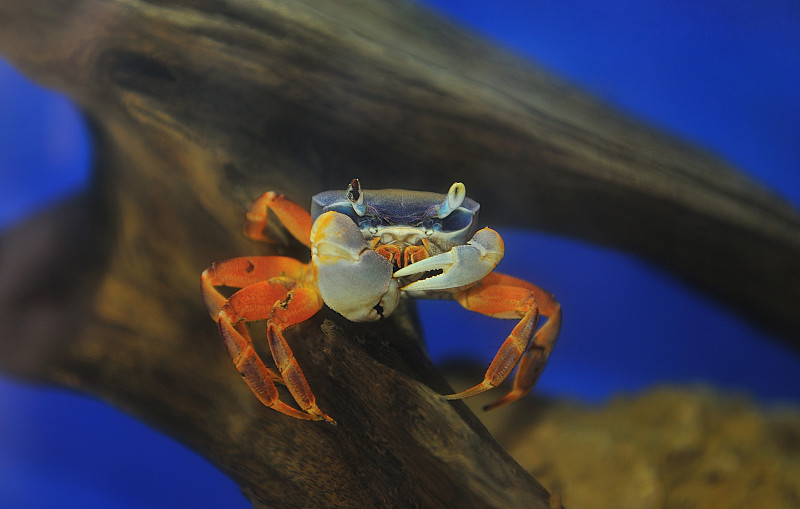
395, 227, 504, 291
311, 211, 400, 322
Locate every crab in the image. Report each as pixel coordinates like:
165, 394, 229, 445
201, 179, 561, 423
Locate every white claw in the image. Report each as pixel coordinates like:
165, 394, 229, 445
311, 211, 399, 322
395, 227, 504, 291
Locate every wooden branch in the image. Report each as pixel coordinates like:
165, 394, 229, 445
0, 178, 550, 508
1, 0, 799, 506
2, 0, 799, 344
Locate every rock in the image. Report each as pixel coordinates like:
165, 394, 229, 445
448, 364, 800, 508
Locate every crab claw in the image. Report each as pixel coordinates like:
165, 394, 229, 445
311, 211, 400, 322
395, 227, 504, 291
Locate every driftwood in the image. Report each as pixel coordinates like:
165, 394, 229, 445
1, 0, 799, 507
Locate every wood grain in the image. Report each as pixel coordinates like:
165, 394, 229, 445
1, 0, 798, 506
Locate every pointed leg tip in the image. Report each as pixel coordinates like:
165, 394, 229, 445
442, 381, 495, 402
309, 407, 337, 425
320, 414, 339, 426
482, 392, 523, 412
482, 400, 506, 412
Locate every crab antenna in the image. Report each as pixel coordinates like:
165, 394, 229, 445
434, 182, 466, 218
346, 178, 366, 216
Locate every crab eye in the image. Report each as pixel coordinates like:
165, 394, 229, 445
434, 182, 466, 218
346, 178, 366, 216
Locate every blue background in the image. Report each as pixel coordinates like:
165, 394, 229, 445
1, 1, 798, 507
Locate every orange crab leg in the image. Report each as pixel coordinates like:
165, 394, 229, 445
446, 272, 561, 410
201, 256, 308, 318
202, 256, 309, 386
267, 287, 333, 422
244, 191, 313, 247
217, 280, 305, 418
218, 281, 333, 423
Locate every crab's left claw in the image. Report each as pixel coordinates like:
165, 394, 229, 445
311, 211, 400, 322
395, 228, 504, 291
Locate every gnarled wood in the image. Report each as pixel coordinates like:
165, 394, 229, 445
0, 185, 551, 508
1, 0, 799, 507
2, 0, 799, 342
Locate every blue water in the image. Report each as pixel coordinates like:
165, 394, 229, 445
1, 2, 799, 507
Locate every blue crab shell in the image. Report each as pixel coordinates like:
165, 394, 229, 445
311, 186, 481, 253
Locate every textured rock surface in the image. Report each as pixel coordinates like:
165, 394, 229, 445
448, 365, 800, 508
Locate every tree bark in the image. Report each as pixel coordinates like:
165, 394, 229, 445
1, 0, 799, 506
0, 151, 551, 508
2, 0, 799, 343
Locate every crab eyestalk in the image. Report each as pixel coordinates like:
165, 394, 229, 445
434, 182, 466, 218
346, 178, 366, 216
